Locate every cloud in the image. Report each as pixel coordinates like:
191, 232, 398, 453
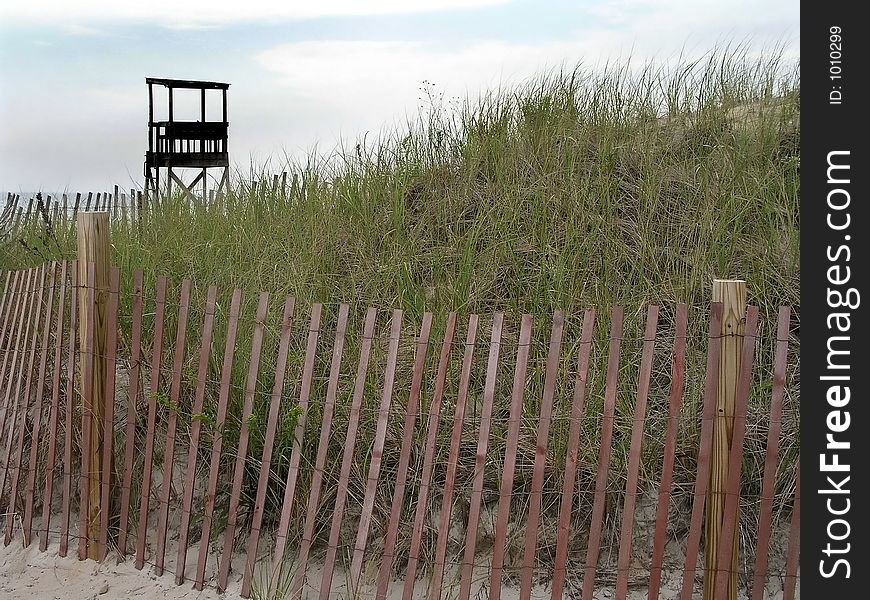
1, 0, 510, 27
61, 24, 114, 37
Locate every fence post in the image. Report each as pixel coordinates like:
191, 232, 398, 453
705, 279, 746, 600
76, 212, 111, 560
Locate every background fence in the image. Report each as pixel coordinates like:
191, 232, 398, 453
0, 175, 303, 242
0, 257, 799, 599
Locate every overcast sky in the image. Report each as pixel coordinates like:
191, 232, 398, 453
0, 0, 798, 195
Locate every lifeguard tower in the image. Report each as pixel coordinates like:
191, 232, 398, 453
144, 77, 230, 201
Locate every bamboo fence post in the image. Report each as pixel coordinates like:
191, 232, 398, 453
705, 279, 746, 600
76, 212, 110, 559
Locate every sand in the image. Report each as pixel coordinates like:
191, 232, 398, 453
0, 540, 242, 600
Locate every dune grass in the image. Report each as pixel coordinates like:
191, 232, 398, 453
2, 46, 799, 590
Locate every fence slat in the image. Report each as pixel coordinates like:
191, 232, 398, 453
490, 314, 533, 600
175, 285, 218, 584
134, 275, 168, 570
217, 291, 270, 592
0, 268, 37, 511
712, 306, 760, 599
97, 266, 120, 560
346, 309, 404, 597
292, 304, 350, 600
519, 310, 565, 600
40, 261, 70, 551
550, 309, 595, 599
76, 263, 96, 559
269, 304, 323, 590
458, 312, 504, 600
0, 271, 21, 367
59, 262, 79, 557
647, 303, 688, 600
679, 303, 724, 600
320, 308, 377, 591
782, 463, 800, 600
402, 312, 457, 600
0, 271, 13, 349
375, 313, 433, 600
429, 314, 479, 600
23, 262, 59, 546
615, 305, 659, 600
750, 306, 791, 600
240, 295, 296, 598
0, 271, 27, 438
0, 270, 21, 462
155, 279, 193, 575
580, 305, 625, 600
194, 288, 243, 590
117, 269, 144, 557
5, 265, 48, 546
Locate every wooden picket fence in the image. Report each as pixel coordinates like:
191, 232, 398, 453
0, 261, 799, 599
1, 189, 142, 240
0, 174, 302, 241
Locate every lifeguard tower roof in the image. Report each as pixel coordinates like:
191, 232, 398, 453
145, 77, 230, 90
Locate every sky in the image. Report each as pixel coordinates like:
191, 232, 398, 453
0, 0, 799, 195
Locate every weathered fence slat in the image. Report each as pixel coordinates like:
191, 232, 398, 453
175, 285, 218, 584
0, 272, 13, 346
519, 310, 565, 600
783, 463, 800, 600
615, 305, 659, 600
299, 303, 355, 599
402, 312, 457, 600
23, 263, 58, 546
59, 262, 79, 557
76, 263, 97, 559
0, 271, 20, 360
217, 291, 270, 592
750, 306, 791, 600
155, 279, 193, 575
240, 295, 296, 598
320, 308, 377, 590
712, 306, 760, 599
490, 314, 533, 600
97, 267, 120, 560
0, 268, 38, 522
6, 265, 48, 546
194, 288, 243, 590
679, 303, 724, 600
647, 303, 689, 600
40, 261, 70, 551
346, 309, 403, 597
268, 303, 323, 590
458, 312, 504, 600
429, 314, 479, 600
135, 275, 168, 570
580, 305, 625, 600
375, 312, 433, 600
117, 269, 144, 557
550, 309, 596, 600
0, 270, 27, 446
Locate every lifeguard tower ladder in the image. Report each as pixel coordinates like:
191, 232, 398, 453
144, 77, 230, 201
